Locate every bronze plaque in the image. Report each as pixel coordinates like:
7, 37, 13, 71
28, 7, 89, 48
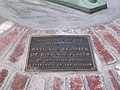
25, 35, 97, 72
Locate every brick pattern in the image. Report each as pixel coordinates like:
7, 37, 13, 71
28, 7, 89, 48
0, 69, 8, 88
9, 30, 37, 63
10, 73, 29, 90
0, 16, 120, 90
51, 76, 65, 90
94, 25, 120, 56
85, 75, 105, 90
0, 25, 24, 53
88, 30, 114, 64
108, 24, 120, 36
67, 75, 84, 90
107, 69, 120, 90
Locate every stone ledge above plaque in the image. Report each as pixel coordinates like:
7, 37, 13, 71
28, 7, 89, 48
25, 35, 97, 72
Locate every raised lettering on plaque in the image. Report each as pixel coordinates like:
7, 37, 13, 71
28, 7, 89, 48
25, 35, 97, 72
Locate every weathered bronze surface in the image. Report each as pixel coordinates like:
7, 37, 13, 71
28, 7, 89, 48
25, 35, 97, 72
48, 0, 107, 14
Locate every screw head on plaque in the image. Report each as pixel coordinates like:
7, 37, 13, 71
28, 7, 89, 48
48, 0, 107, 14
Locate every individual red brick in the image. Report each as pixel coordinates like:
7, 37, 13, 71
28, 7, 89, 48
0, 26, 24, 53
67, 75, 83, 90
29, 76, 46, 90
0, 69, 8, 87
108, 70, 120, 90
9, 30, 36, 63
94, 25, 120, 55
10, 73, 29, 90
86, 75, 105, 90
88, 31, 114, 64
108, 24, 120, 36
52, 76, 65, 90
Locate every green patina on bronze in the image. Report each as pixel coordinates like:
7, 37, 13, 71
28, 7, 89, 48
47, 0, 107, 14
25, 35, 97, 72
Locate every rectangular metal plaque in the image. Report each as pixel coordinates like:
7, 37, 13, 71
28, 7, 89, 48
25, 35, 97, 72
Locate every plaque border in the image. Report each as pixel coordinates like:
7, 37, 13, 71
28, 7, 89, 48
25, 35, 97, 72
